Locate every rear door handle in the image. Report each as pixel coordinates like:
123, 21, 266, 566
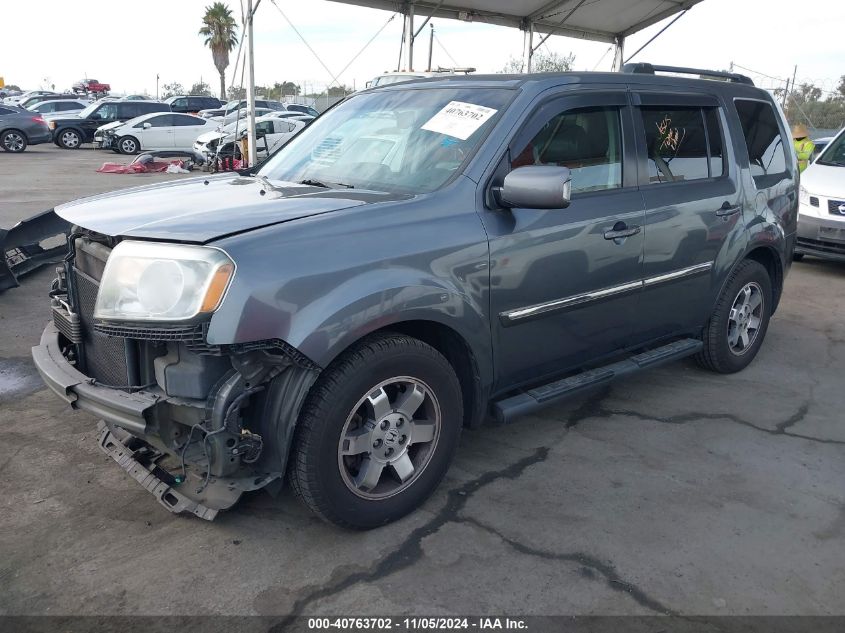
716, 202, 741, 217
603, 224, 641, 240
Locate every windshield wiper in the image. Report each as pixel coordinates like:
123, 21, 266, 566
299, 178, 354, 189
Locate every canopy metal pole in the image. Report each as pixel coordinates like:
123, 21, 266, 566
245, 0, 257, 167
403, 3, 415, 71
611, 35, 625, 71
427, 23, 434, 71
522, 21, 534, 73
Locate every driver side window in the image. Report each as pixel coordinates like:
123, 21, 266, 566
93, 104, 117, 120
512, 106, 623, 195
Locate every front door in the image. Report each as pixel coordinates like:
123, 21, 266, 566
140, 114, 176, 149
482, 91, 645, 390
631, 92, 747, 342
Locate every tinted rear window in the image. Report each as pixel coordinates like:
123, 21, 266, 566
639, 106, 725, 183
734, 99, 789, 186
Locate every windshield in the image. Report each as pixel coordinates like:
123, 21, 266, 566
77, 102, 101, 118
816, 131, 845, 167
257, 87, 511, 193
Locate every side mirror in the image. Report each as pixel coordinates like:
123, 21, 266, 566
142, 122, 152, 129
494, 165, 572, 209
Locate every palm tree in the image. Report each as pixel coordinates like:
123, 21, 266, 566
199, 2, 239, 100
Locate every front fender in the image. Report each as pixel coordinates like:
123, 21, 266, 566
206, 184, 492, 383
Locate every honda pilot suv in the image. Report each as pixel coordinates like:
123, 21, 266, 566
33, 64, 798, 529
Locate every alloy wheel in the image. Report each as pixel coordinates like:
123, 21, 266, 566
61, 131, 80, 148
3, 132, 25, 152
337, 376, 441, 500
727, 281, 764, 355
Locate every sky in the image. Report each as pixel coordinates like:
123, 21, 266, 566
1, 0, 843, 98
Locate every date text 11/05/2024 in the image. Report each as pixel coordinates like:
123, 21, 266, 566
307, 617, 528, 630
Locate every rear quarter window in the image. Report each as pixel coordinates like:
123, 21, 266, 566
734, 99, 789, 187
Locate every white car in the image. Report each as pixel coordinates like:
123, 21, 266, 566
795, 127, 845, 262
99, 112, 218, 154
3, 90, 56, 106
193, 115, 307, 161
28, 99, 88, 116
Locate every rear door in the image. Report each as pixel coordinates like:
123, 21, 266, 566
137, 114, 175, 148
483, 90, 645, 389
631, 90, 747, 342
170, 113, 208, 148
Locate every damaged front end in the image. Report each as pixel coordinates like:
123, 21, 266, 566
32, 231, 319, 519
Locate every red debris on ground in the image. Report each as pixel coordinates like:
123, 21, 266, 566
97, 160, 186, 174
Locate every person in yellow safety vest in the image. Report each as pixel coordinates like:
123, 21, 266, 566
792, 124, 815, 173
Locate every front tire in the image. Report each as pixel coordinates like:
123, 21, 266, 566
696, 259, 772, 374
289, 333, 463, 529
1, 129, 27, 152
57, 129, 82, 149
792, 253, 805, 262
117, 136, 140, 155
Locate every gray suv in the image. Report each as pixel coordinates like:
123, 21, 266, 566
33, 64, 798, 528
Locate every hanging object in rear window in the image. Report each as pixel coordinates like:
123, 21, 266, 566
422, 101, 497, 140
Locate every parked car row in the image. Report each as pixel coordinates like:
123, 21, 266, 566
1, 91, 319, 153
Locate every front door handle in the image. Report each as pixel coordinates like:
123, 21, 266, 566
716, 202, 741, 217
604, 224, 641, 240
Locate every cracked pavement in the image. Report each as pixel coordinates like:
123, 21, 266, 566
1, 146, 844, 617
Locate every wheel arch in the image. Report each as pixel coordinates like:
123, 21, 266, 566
375, 319, 487, 429
744, 245, 784, 314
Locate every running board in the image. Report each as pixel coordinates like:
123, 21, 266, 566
492, 339, 703, 424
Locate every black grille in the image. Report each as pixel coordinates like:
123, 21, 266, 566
828, 200, 845, 216
94, 322, 206, 343
810, 196, 819, 207
74, 268, 131, 386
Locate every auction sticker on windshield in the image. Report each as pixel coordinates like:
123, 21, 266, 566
421, 101, 498, 140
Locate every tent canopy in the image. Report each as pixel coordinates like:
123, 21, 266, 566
327, 0, 704, 44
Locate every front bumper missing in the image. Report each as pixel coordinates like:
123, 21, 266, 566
32, 322, 156, 434
97, 421, 224, 520
32, 321, 266, 519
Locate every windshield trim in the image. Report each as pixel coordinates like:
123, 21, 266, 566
255, 86, 519, 195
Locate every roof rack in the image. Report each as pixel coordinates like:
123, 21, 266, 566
621, 63, 754, 86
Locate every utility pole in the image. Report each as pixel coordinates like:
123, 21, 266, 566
427, 23, 434, 72
156, 74, 159, 100
245, 0, 257, 168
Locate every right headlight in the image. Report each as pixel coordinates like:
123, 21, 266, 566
94, 240, 235, 322
799, 185, 810, 206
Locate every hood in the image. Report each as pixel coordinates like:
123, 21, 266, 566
803, 162, 844, 199
97, 121, 124, 133
196, 130, 227, 144
55, 174, 407, 242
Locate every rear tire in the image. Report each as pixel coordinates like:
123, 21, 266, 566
1, 129, 27, 152
288, 333, 463, 529
696, 259, 772, 374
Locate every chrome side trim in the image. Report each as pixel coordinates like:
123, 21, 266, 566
501, 280, 642, 325
500, 261, 714, 325
642, 261, 713, 287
